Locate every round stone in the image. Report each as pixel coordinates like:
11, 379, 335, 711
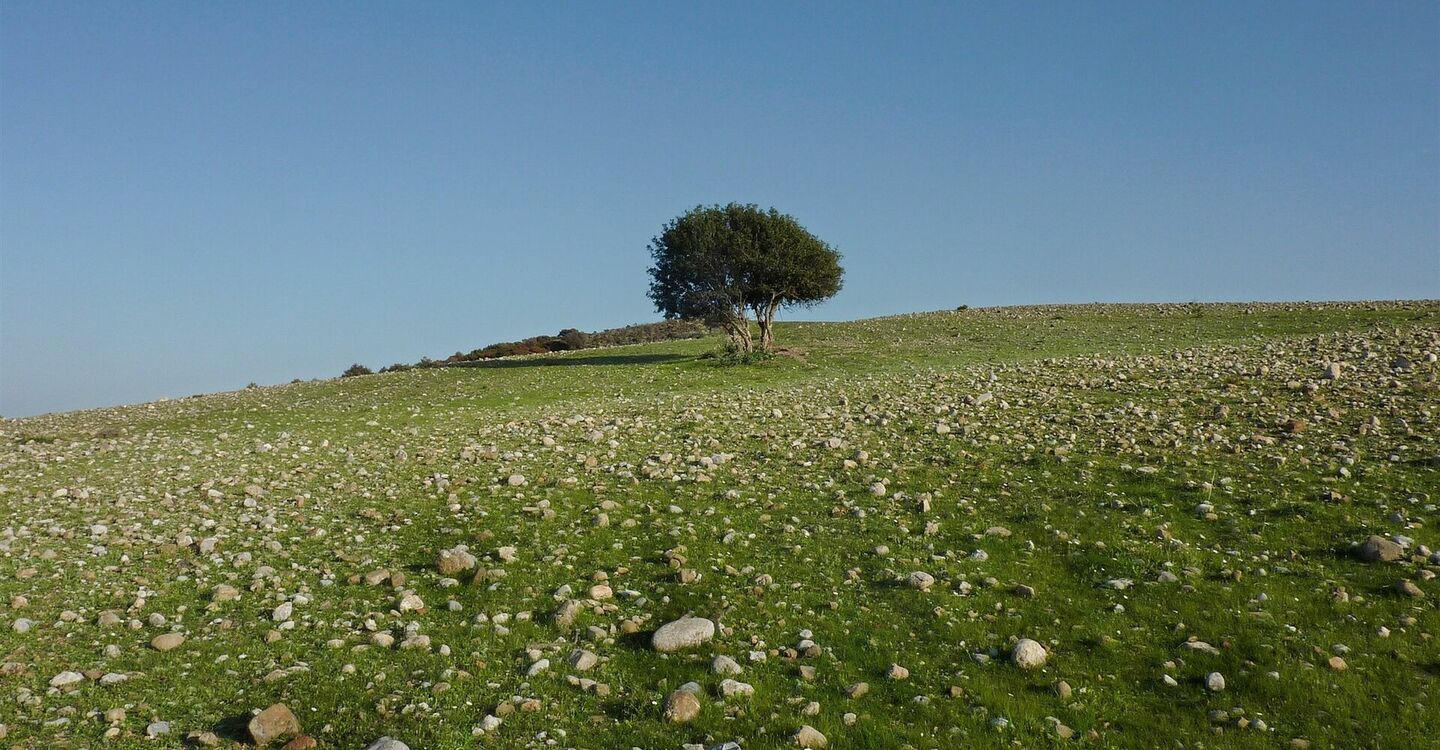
1011, 638, 1048, 669
651, 616, 716, 652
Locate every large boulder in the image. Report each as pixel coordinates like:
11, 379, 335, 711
651, 616, 716, 652
1357, 535, 1403, 563
1011, 638, 1048, 669
248, 703, 301, 745
662, 689, 701, 723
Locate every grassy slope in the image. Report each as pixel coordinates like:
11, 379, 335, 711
2, 301, 1437, 749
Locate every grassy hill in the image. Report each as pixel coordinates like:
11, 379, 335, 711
2, 301, 1437, 749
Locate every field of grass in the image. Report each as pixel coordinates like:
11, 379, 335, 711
2, 301, 1437, 750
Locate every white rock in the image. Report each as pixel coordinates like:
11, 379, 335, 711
711, 654, 743, 675
49, 671, 85, 688
719, 678, 754, 698
1011, 639, 1048, 669
906, 571, 936, 591
651, 616, 716, 652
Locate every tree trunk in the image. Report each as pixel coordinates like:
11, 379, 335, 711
754, 295, 781, 352
724, 307, 753, 354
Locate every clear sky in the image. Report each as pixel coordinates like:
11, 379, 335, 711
2, 2, 1437, 417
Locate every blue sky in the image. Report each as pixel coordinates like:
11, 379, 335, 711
2, 2, 1437, 416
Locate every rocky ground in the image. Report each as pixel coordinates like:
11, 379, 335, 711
1, 302, 1437, 749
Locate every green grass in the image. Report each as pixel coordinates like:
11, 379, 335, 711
1, 301, 1437, 749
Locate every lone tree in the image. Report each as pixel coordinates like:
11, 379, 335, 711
647, 203, 843, 353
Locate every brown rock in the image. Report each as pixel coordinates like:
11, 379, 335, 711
248, 703, 301, 745
151, 633, 185, 652
662, 690, 700, 724
793, 725, 828, 748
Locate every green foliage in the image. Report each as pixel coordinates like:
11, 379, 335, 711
701, 341, 777, 366
358, 321, 707, 376
647, 203, 843, 352
341, 363, 373, 377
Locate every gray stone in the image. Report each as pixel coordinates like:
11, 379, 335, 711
1012, 639, 1047, 669
568, 649, 598, 671
711, 654, 743, 675
1358, 535, 1403, 563
719, 678, 754, 698
651, 616, 716, 652
49, 671, 84, 688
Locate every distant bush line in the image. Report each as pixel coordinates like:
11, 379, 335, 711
341, 319, 708, 377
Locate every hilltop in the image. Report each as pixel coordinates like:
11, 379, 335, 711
1, 301, 1437, 749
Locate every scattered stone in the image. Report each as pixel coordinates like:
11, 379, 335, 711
711, 654, 743, 675
1357, 535, 1403, 563
49, 671, 84, 688
719, 678, 755, 698
651, 616, 716, 652
151, 633, 185, 652
906, 571, 935, 590
568, 649, 598, 671
1396, 579, 1425, 598
436, 545, 476, 575
553, 599, 582, 629
792, 724, 828, 748
1011, 639, 1048, 669
663, 689, 701, 723
248, 703, 301, 745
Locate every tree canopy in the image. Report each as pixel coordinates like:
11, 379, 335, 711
647, 203, 843, 353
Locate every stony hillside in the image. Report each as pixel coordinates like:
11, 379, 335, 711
2, 301, 1437, 749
